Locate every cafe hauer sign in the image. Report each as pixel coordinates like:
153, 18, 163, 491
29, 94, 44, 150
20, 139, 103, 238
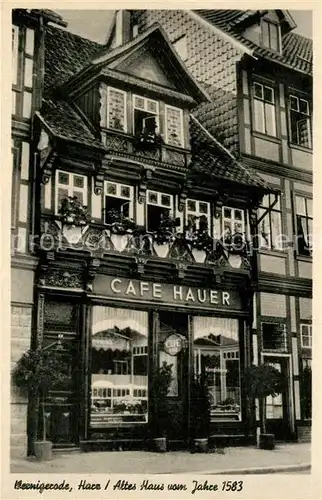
93, 276, 243, 312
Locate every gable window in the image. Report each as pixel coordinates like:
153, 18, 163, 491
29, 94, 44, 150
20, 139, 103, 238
253, 82, 276, 137
289, 95, 312, 148
222, 207, 245, 238
262, 322, 287, 352
295, 195, 312, 256
258, 194, 283, 250
55, 170, 88, 215
104, 181, 134, 224
173, 35, 188, 61
107, 87, 127, 132
186, 199, 210, 232
146, 190, 173, 232
12, 25, 19, 86
133, 95, 159, 138
165, 105, 184, 148
261, 20, 280, 52
300, 324, 312, 348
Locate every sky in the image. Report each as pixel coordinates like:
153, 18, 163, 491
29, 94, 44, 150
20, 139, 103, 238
56, 9, 312, 44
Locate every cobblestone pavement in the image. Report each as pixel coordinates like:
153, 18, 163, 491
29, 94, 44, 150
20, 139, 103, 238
11, 443, 311, 474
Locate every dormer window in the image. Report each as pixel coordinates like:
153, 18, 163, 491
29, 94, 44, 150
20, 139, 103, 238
133, 95, 159, 139
261, 19, 280, 52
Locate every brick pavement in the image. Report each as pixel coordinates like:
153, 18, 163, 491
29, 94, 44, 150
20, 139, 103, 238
11, 443, 311, 474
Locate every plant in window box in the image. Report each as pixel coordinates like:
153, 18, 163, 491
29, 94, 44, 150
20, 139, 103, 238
153, 215, 180, 258
12, 345, 69, 461
58, 196, 91, 244
185, 217, 213, 263
106, 208, 141, 252
220, 230, 248, 268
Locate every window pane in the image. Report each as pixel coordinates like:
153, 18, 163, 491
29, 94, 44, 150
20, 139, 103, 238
296, 196, 306, 216
148, 192, 158, 204
271, 211, 282, 249
187, 199, 196, 212
224, 208, 231, 219
253, 99, 265, 133
234, 209, 242, 220
299, 99, 309, 115
134, 96, 145, 109
265, 102, 276, 136
259, 209, 271, 248
199, 202, 208, 214
121, 186, 130, 198
73, 175, 84, 189
107, 183, 117, 195
166, 106, 183, 147
290, 95, 298, 111
58, 188, 69, 206
108, 89, 125, 131
147, 99, 157, 113
264, 86, 274, 103
306, 198, 312, 217
262, 323, 287, 351
58, 172, 69, 185
90, 306, 148, 427
73, 191, 84, 204
297, 118, 311, 147
161, 194, 171, 207
254, 82, 263, 99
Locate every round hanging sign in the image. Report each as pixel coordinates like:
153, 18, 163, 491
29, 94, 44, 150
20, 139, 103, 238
163, 333, 187, 356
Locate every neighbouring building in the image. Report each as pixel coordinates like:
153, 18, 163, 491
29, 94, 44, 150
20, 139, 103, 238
11, 9, 312, 458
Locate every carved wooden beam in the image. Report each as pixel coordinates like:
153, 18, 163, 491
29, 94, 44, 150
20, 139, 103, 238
138, 165, 155, 204
85, 258, 100, 291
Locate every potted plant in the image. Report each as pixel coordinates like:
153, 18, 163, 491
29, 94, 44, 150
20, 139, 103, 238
185, 216, 213, 262
58, 196, 91, 244
190, 374, 211, 452
243, 363, 287, 450
153, 215, 180, 258
12, 346, 69, 461
150, 361, 173, 452
105, 208, 142, 252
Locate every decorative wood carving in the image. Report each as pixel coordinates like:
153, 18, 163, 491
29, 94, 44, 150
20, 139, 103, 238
176, 260, 188, 280
138, 165, 155, 204
93, 171, 104, 195
46, 269, 83, 289
168, 237, 193, 262
40, 151, 58, 184
85, 258, 100, 292
178, 185, 188, 212
134, 254, 148, 275
37, 294, 45, 346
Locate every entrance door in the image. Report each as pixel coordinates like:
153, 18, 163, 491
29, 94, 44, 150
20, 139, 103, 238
41, 299, 82, 448
157, 312, 189, 442
264, 358, 291, 440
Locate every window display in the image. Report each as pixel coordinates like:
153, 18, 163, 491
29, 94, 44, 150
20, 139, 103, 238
90, 306, 148, 427
193, 316, 241, 421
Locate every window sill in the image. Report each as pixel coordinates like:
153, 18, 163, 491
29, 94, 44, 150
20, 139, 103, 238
296, 254, 312, 263
289, 143, 312, 154
252, 131, 280, 144
259, 248, 287, 258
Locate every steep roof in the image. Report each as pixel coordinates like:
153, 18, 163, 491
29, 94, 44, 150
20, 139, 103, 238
195, 9, 312, 75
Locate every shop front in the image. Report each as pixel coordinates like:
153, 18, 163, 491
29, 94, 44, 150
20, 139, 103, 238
80, 275, 252, 449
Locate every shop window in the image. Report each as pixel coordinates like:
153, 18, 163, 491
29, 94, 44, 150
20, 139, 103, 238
253, 82, 276, 137
133, 95, 159, 138
55, 170, 88, 215
165, 105, 184, 148
186, 199, 211, 232
107, 87, 127, 132
146, 190, 173, 232
258, 194, 283, 250
193, 316, 241, 421
262, 322, 287, 352
104, 181, 134, 224
261, 20, 280, 52
295, 195, 312, 256
222, 206, 245, 238
12, 25, 19, 86
289, 95, 311, 148
90, 306, 148, 427
300, 324, 312, 348
173, 34, 188, 61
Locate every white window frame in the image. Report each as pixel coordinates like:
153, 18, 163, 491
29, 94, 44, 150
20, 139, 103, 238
186, 199, 211, 232
107, 86, 127, 132
104, 181, 134, 220
300, 324, 312, 349
12, 25, 19, 86
146, 190, 173, 212
258, 193, 283, 250
289, 94, 312, 148
253, 82, 276, 137
133, 94, 160, 134
222, 206, 245, 237
165, 104, 184, 148
55, 170, 88, 215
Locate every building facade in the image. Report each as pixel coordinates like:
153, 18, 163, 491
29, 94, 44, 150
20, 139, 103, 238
11, 9, 312, 458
